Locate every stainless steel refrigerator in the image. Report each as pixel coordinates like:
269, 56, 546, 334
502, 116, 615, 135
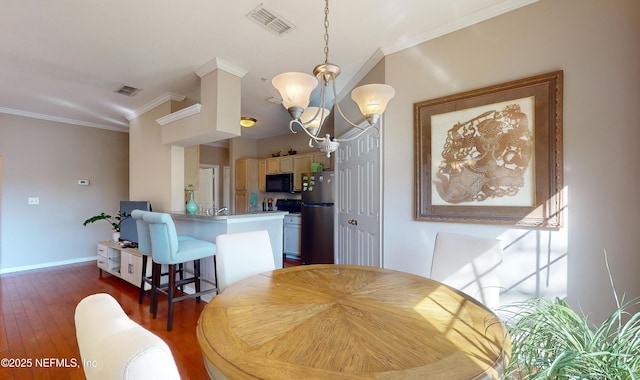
301, 171, 335, 264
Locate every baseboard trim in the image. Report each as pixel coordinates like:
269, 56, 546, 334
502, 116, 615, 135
0, 256, 96, 275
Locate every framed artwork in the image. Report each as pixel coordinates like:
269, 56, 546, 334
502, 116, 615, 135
414, 71, 563, 228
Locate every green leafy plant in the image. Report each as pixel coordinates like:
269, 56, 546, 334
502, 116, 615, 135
501, 258, 640, 379
82, 212, 127, 232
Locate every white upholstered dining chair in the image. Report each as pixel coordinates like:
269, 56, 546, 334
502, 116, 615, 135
74, 293, 180, 380
215, 230, 276, 292
430, 232, 503, 309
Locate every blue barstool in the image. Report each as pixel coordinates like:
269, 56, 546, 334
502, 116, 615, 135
131, 210, 191, 307
143, 211, 218, 331
131, 209, 153, 304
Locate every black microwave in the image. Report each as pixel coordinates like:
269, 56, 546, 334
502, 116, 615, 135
266, 173, 294, 193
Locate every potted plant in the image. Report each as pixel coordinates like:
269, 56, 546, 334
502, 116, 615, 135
83, 211, 127, 242
500, 262, 640, 379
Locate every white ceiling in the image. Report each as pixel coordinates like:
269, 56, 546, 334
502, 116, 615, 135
0, 0, 536, 140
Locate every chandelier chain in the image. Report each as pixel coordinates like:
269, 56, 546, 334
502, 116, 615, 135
273, 0, 394, 157
323, 0, 330, 64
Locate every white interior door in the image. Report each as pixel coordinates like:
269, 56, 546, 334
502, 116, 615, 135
211, 165, 220, 209
196, 168, 214, 210
223, 166, 230, 208
336, 129, 382, 267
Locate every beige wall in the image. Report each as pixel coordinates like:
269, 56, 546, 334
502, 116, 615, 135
199, 145, 229, 166
334, 59, 386, 138
199, 145, 230, 209
257, 132, 320, 158
0, 114, 129, 271
383, 0, 639, 321
255, 113, 336, 159
129, 101, 185, 212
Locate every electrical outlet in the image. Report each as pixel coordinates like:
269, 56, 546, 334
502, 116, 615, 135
28, 197, 39, 205
78, 179, 90, 185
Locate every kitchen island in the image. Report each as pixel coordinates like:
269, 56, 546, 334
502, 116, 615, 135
171, 211, 287, 267
169, 211, 287, 301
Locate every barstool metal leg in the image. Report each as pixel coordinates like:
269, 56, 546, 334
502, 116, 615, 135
178, 263, 184, 292
151, 262, 162, 316
167, 264, 177, 331
194, 259, 201, 303
213, 255, 219, 294
138, 255, 148, 304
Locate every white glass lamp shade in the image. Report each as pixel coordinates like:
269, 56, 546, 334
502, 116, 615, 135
350, 84, 396, 118
300, 107, 330, 135
272, 72, 318, 111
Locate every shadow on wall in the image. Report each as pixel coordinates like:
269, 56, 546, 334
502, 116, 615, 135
426, 191, 569, 308
499, 228, 568, 305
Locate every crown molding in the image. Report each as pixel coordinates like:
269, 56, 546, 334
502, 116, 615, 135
195, 57, 248, 79
0, 107, 128, 132
126, 92, 186, 121
380, 0, 539, 55
334, 0, 539, 104
155, 103, 202, 126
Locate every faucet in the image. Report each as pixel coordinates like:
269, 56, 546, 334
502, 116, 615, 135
205, 207, 228, 216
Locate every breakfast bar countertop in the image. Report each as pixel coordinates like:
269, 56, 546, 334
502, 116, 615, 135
170, 211, 288, 223
170, 211, 287, 270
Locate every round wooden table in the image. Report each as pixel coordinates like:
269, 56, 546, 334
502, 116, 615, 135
197, 265, 510, 379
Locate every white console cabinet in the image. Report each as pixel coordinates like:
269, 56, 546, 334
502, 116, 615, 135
97, 241, 150, 290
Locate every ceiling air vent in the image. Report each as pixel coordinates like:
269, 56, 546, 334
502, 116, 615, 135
115, 85, 141, 97
246, 4, 295, 36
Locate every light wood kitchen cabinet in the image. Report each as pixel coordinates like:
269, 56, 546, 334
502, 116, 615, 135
235, 158, 258, 191
266, 158, 279, 174
293, 154, 312, 191
235, 158, 259, 214
265, 156, 294, 174
262, 156, 294, 193
235, 192, 249, 214
258, 159, 266, 191
312, 152, 333, 170
235, 159, 248, 191
279, 156, 293, 173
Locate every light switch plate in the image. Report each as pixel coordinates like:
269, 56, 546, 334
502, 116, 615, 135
28, 197, 39, 205
78, 179, 90, 185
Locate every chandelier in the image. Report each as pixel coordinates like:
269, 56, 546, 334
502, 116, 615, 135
271, 0, 395, 157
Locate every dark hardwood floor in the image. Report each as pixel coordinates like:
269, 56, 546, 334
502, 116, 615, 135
0, 257, 301, 380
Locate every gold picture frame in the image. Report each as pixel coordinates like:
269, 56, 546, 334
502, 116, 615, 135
414, 71, 563, 228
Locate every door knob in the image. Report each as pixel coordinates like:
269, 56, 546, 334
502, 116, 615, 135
347, 219, 358, 226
